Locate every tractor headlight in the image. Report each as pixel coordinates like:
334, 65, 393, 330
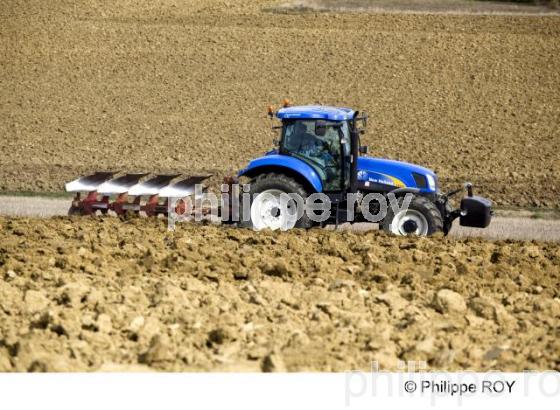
426, 174, 436, 191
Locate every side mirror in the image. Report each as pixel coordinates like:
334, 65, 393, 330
315, 120, 327, 137
359, 145, 368, 155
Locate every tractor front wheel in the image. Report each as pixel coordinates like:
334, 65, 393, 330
240, 173, 312, 230
381, 195, 443, 236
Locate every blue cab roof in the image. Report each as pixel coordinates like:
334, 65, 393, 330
276, 105, 355, 121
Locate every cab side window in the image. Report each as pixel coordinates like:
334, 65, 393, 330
281, 120, 344, 191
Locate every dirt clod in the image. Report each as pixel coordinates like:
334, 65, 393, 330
433, 289, 467, 314
24, 290, 50, 314
261, 351, 287, 373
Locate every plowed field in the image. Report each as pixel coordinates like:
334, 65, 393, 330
1, 0, 560, 208
0, 216, 558, 371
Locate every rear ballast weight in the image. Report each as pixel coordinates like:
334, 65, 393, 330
65, 103, 493, 237
437, 183, 493, 235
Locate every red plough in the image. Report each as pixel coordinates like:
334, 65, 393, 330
65, 172, 211, 217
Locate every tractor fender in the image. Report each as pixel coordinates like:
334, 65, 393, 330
389, 187, 421, 196
238, 154, 323, 193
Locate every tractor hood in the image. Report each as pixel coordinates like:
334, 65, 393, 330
357, 157, 438, 193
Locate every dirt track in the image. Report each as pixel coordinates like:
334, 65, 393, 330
2, 195, 560, 242
274, 0, 560, 15
2, 0, 560, 208
0, 216, 559, 372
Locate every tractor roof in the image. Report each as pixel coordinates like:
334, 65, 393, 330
276, 105, 355, 121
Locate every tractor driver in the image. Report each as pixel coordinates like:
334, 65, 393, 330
292, 121, 341, 188
293, 122, 329, 160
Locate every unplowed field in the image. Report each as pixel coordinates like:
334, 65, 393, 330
0, 216, 558, 371
1, 0, 560, 208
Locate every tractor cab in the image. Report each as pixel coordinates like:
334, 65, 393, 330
275, 105, 361, 192
279, 118, 350, 191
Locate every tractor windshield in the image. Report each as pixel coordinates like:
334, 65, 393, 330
281, 119, 349, 191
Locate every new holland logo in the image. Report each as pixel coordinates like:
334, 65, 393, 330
357, 170, 367, 180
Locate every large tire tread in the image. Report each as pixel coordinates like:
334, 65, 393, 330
240, 173, 312, 229
382, 195, 443, 236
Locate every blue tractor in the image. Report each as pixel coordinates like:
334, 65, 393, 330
237, 104, 492, 236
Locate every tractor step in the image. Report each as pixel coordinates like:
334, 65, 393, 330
66, 172, 211, 216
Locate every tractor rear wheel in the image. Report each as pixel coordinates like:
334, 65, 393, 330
381, 195, 443, 236
240, 173, 312, 230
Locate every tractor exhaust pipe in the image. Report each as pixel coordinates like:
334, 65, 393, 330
349, 111, 360, 194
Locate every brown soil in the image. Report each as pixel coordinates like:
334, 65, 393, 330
0, 216, 558, 372
1, 1, 560, 208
